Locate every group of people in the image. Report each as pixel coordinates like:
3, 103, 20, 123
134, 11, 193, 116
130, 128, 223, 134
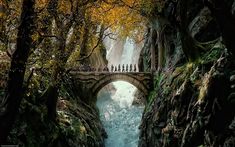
110, 64, 137, 72
77, 64, 137, 72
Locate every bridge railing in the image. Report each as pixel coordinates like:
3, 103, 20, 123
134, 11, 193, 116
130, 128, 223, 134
71, 64, 139, 73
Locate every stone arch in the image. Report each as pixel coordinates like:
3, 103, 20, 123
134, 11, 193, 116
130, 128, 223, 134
92, 74, 149, 98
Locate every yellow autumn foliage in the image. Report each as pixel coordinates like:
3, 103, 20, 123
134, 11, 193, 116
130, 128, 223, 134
88, 0, 147, 38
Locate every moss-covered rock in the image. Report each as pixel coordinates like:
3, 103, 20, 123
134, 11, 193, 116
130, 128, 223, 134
8, 83, 106, 147
139, 48, 235, 147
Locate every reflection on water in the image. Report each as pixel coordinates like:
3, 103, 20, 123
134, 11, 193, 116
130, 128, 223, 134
96, 81, 144, 147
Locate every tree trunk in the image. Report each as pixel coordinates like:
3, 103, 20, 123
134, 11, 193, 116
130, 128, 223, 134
45, 0, 84, 120
46, 35, 67, 121
0, 0, 36, 143
79, 24, 90, 65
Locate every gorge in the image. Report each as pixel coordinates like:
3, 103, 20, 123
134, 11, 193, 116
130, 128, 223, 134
97, 37, 145, 147
0, 0, 235, 147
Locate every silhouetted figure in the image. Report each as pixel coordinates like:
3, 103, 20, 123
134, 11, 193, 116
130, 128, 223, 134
118, 64, 121, 72
111, 64, 114, 72
130, 64, 132, 72
122, 64, 125, 72
114, 66, 117, 72
103, 65, 109, 72
126, 64, 128, 72
134, 64, 137, 72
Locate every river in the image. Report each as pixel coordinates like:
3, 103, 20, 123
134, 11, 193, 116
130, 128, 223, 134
96, 81, 144, 147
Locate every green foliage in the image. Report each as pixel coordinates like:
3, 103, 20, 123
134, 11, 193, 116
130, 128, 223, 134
140, 0, 166, 17
200, 47, 224, 64
163, 85, 171, 96
145, 90, 156, 112
154, 72, 165, 90
0, 45, 5, 51
145, 73, 165, 112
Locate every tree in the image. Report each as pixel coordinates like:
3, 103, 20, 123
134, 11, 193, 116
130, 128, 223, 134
41, 0, 104, 120
89, 0, 146, 39
0, 0, 37, 143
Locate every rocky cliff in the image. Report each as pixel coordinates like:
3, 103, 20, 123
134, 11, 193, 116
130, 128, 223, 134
139, 47, 235, 146
138, 1, 235, 147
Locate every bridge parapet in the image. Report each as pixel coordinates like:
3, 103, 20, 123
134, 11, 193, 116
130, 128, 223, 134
72, 63, 139, 72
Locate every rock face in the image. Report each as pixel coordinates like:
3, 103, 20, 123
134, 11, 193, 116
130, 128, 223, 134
139, 48, 235, 147
7, 73, 106, 147
132, 90, 146, 106
138, 1, 235, 147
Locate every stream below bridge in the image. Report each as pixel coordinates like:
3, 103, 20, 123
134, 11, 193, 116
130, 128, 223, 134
96, 81, 144, 147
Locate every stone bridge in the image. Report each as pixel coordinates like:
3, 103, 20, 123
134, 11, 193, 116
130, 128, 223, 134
69, 71, 154, 103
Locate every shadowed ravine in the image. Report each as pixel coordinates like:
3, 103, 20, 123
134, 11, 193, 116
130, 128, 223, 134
2, 1, 235, 146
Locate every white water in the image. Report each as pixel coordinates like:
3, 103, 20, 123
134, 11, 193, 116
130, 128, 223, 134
104, 32, 143, 71
97, 34, 144, 147
96, 81, 144, 147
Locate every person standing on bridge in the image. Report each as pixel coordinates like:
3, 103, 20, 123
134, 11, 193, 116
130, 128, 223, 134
126, 64, 128, 72
103, 65, 109, 72
134, 64, 137, 72
130, 64, 132, 72
111, 64, 114, 72
122, 64, 125, 72
118, 64, 121, 72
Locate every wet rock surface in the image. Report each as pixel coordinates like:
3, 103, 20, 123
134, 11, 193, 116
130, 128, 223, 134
132, 90, 146, 106
139, 50, 235, 147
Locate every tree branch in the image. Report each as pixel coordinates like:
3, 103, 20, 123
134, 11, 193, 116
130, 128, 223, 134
76, 26, 106, 61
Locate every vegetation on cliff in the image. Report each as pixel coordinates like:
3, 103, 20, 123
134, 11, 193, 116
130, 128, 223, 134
140, 46, 235, 146
139, 0, 235, 147
0, 0, 145, 145
0, 0, 235, 146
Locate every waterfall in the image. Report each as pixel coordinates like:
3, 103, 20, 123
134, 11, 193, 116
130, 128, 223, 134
97, 36, 144, 147
104, 34, 143, 71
